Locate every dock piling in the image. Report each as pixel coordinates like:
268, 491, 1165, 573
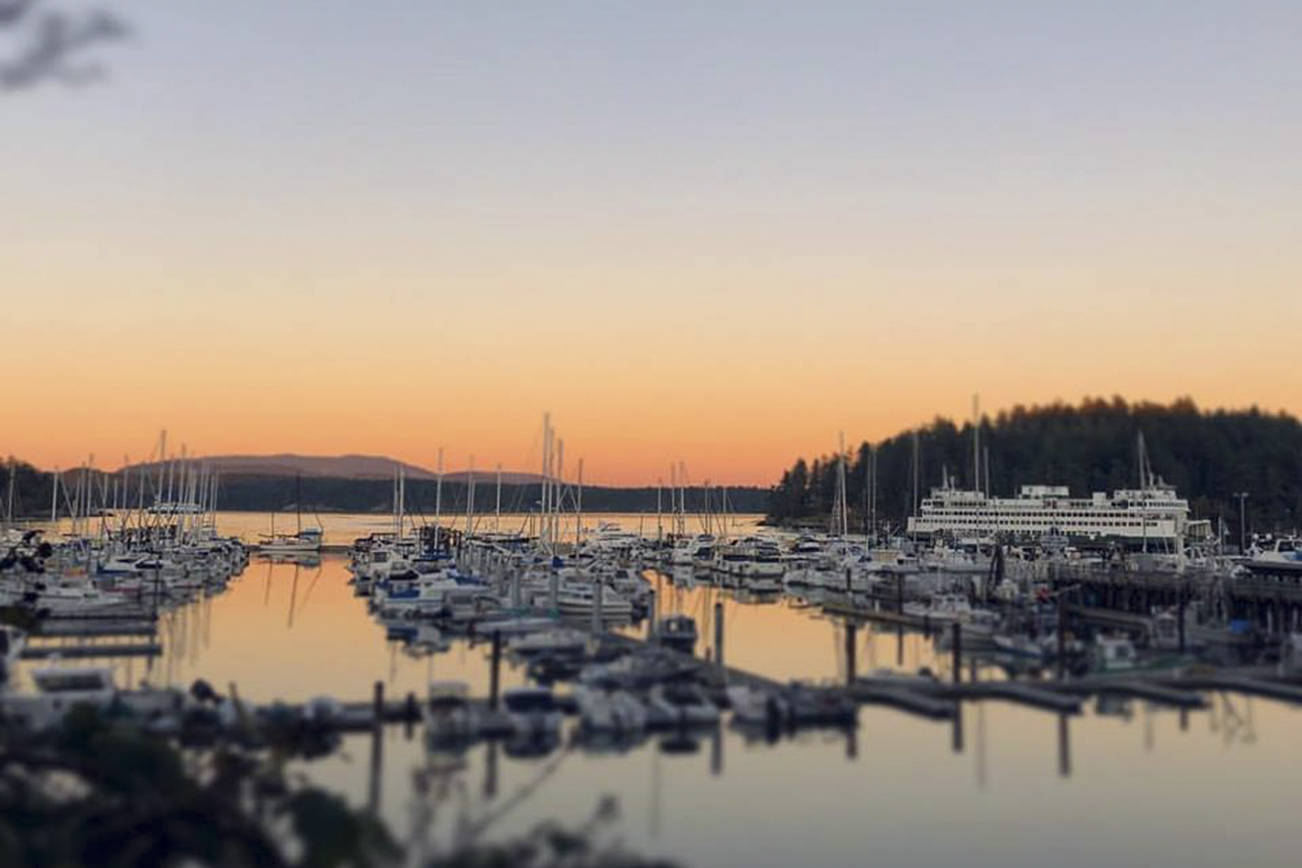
714, 601, 724, 674
1057, 713, 1071, 777
951, 622, 961, 685
489, 631, 502, 711
845, 622, 857, 686
1056, 593, 1067, 680
647, 590, 656, 641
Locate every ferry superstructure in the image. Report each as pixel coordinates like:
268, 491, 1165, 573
907, 481, 1201, 547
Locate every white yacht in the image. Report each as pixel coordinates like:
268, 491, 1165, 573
1247, 538, 1302, 574
556, 582, 633, 617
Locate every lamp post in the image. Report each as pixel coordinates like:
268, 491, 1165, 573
1233, 492, 1250, 554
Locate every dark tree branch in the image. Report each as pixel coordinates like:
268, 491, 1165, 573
1, 2, 127, 90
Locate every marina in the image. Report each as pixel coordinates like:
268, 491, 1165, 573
5, 485, 1302, 866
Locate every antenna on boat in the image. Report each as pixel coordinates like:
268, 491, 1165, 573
972, 394, 981, 494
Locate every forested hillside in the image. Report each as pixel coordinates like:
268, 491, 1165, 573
767, 398, 1302, 536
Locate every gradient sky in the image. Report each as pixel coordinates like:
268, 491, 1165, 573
4, 1, 1301, 484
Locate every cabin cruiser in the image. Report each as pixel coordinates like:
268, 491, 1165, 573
573, 686, 647, 733
422, 681, 487, 746
902, 593, 984, 624
580, 522, 643, 556
1247, 538, 1302, 575
597, 566, 653, 608
646, 682, 719, 727
0, 580, 133, 615
502, 686, 564, 751
508, 627, 589, 657
668, 534, 716, 568
578, 650, 696, 690
713, 538, 786, 580
1092, 635, 1138, 672
654, 615, 698, 654
1, 666, 117, 730
556, 581, 633, 617
920, 544, 991, 575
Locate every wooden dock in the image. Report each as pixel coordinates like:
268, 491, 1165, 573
20, 642, 163, 660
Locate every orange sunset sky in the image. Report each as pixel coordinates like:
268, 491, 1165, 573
4, 3, 1300, 485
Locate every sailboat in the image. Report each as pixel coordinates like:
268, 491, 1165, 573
259, 475, 323, 554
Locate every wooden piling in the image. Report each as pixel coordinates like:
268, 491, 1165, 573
489, 631, 502, 711
1057, 713, 1070, 777
1056, 593, 1067, 680
951, 622, 961, 685
647, 590, 657, 641
714, 601, 724, 673
845, 622, 857, 686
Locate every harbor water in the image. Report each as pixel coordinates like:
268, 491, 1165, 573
18, 512, 1301, 868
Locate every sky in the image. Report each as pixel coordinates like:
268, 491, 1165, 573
3, 1, 1301, 485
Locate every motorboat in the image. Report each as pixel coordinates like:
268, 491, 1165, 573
577, 650, 696, 690
646, 682, 719, 727
573, 686, 647, 733
508, 627, 589, 657
654, 614, 698, 654
903, 593, 984, 624
502, 686, 564, 742
422, 681, 484, 745
1247, 538, 1302, 574
556, 582, 633, 617
12, 666, 118, 730
1092, 635, 1138, 672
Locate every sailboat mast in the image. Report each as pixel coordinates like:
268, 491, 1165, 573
911, 430, 920, 539
540, 414, 551, 551
465, 455, 475, 537
495, 463, 502, 533
434, 447, 444, 549
668, 465, 676, 538
657, 477, 663, 542
870, 445, 878, 541
836, 432, 848, 537
682, 465, 690, 537
556, 438, 564, 546
575, 457, 583, 549
4, 457, 14, 526
972, 394, 980, 493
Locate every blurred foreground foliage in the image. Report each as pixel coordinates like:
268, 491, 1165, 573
0, 706, 680, 867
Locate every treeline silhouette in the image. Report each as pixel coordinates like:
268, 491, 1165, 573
0, 459, 769, 519
767, 397, 1302, 537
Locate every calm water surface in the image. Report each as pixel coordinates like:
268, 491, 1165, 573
21, 513, 1302, 867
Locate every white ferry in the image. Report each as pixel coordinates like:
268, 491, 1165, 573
907, 480, 1208, 548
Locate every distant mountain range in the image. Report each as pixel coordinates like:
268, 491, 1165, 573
127, 454, 542, 485
1, 453, 769, 516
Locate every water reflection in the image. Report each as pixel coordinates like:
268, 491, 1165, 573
21, 553, 1302, 868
